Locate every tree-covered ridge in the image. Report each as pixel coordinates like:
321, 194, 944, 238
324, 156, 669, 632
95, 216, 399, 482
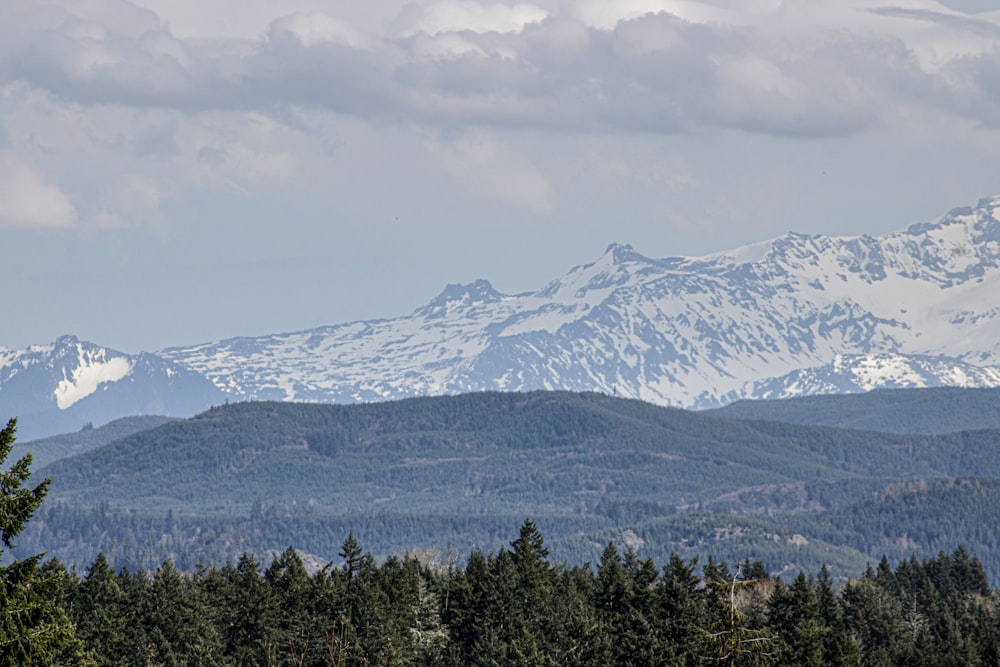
707, 386, 1000, 434
38, 392, 1000, 515
50, 522, 1000, 667
15, 391, 1000, 583
15, 416, 177, 470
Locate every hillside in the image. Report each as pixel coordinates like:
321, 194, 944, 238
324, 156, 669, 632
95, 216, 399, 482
17, 391, 1000, 581
40, 392, 1000, 515
707, 386, 1000, 434
14, 415, 177, 469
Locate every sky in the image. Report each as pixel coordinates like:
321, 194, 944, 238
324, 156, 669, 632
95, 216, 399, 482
3, 0, 1000, 353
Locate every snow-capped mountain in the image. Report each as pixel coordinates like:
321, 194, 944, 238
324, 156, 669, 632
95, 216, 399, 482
5, 195, 1000, 439
159, 195, 1000, 407
0, 336, 225, 442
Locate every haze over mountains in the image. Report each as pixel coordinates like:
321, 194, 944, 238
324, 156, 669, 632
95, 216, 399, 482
4, 195, 1000, 440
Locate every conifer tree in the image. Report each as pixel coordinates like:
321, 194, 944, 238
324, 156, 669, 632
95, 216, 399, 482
340, 531, 363, 578
72, 554, 131, 665
0, 418, 92, 665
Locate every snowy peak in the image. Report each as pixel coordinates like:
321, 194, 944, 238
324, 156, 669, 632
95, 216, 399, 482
603, 242, 648, 265
0, 336, 227, 441
153, 193, 1000, 411
537, 242, 667, 301
7, 193, 1000, 438
51, 338, 133, 409
414, 279, 505, 318
0, 336, 135, 410
703, 196, 1000, 297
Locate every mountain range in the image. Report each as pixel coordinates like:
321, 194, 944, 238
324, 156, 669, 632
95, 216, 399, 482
4, 194, 1000, 440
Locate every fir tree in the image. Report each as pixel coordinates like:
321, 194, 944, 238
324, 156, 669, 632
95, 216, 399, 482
0, 418, 92, 666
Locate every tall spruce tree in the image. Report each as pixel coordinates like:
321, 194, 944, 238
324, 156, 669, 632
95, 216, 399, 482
0, 418, 91, 665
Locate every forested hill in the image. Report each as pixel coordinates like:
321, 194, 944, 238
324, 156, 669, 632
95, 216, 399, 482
706, 386, 1000, 434
14, 414, 176, 469
18, 390, 1000, 580
39, 391, 1000, 515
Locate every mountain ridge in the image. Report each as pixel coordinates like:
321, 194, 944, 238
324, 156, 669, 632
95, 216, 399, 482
20, 391, 1000, 580
709, 386, 1000, 434
4, 194, 1000, 438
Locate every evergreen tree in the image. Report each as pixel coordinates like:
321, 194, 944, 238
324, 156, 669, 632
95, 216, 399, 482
768, 572, 826, 667
407, 561, 449, 665
815, 564, 858, 666
72, 554, 131, 665
264, 547, 318, 664
507, 519, 559, 665
217, 554, 276, 664
0, 418, 91, 665
659, 552, 705, 665
339, 531, 363, 579
144, 560, 223, 665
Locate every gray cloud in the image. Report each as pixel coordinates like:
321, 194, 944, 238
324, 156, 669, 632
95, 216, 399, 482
11, 17, 215, 109
3, 2, 1000, 353
946, 51, 1000, 126
4, 3, 996, 142
131, 121, 181, 159
871, 6, 1000, 38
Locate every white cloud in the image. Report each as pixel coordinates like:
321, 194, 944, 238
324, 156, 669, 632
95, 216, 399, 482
269, 12, 372, 49
0, 154, 77, 229
95, 173, 173, 231
0, 0, 999, 242
427, 128, 553, 213
393, 1, 549, 37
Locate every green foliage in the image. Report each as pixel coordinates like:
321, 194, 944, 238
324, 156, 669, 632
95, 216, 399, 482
0, 418, 91, 666
41, 522, 1000, 667
15, 416, 177, 470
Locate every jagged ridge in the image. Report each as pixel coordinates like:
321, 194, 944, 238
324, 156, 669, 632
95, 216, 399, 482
159, 196, 1000, 408
3, 195, 1000, 439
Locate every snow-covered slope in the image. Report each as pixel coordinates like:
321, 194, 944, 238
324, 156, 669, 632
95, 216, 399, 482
5, 195, 1000, 440
0, 336, 226, 441
731, 353, 1000, 404
159, 195, 1000, 409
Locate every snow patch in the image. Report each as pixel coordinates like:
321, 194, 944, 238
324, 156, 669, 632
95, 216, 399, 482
54, 356, 132, 409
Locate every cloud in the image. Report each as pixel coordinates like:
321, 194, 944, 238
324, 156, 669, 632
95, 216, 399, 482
3, 0, 998, 138
0, 154, 77, 228
426, 128, 553, 213
11, 15, 208, 109
94, 173, 173, 231
268, 12, 372, 50
3, 0, 1000, 240
871, 6, 1000, 38
392, 1, 549, 37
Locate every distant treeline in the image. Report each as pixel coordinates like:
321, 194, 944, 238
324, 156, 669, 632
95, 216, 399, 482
48, 521, 1000, 666
20, 475, 1000, 585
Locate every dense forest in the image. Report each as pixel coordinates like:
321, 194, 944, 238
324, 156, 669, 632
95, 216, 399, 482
38, 522, 1000, 666
23, 477, 1000, 586
5, 400, 1000, 664
14, 391, 1000, 583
